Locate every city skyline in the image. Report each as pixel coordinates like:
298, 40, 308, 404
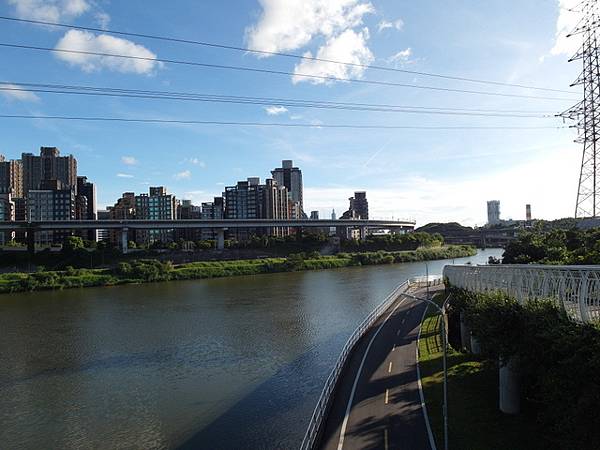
0, 0, 582, 225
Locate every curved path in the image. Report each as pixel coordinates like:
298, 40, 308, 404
317, 285, 442, 450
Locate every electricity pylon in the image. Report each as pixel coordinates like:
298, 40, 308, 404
560, 0, 600, 218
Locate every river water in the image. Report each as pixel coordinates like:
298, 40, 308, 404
0, 249, 501, 450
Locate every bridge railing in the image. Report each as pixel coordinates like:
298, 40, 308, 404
444, 264, 600, 323
300, 275, 442, 450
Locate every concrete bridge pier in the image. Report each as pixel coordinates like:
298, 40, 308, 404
27, 228, 35, 255
121, 228, 129, 254
499, 357, 520, 414
460, 312, 471, 352
359, 226, 367, 241
216, 228, 226, 250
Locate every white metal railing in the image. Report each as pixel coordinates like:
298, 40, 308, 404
444, 264, 600, 323
299, 275, 442, 450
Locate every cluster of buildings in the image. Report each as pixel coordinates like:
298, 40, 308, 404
0, 147, 96, 244
104, 160, 370, 246
0, 147, 374, 248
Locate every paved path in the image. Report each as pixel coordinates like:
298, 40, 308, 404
317, 285, 443, 450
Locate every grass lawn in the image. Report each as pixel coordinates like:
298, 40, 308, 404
418, 294, 542, 450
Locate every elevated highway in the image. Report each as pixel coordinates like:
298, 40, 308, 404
0, 219, 415, 252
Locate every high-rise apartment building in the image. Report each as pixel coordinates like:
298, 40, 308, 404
341, 191, 369, 220
0, 191, 15, 244
108, 192, 136, 245
526, 204, 532, 222
487, 200, 501, 225
176, 199, 202, 242
22, 147, 77, 196
200, 197, 224, 240
351, 191, 369, 219
135, 186, 177, 245
0, 155, 23, 197
76, 176, 97, 241
28, 179, 76, 245
224, 177, 289, 239
271, 160, 304, 216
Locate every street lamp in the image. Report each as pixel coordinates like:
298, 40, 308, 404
403, 291, 451, 450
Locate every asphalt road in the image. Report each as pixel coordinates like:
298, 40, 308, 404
317, 285, 442, 450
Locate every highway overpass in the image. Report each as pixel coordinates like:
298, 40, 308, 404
0, 219, 416, 252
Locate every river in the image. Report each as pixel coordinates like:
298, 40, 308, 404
0, 249, 501, 450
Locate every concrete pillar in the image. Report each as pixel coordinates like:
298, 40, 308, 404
470, 334, 481, 355
359, 226, 367, 241
121, 228, 128, 254
460, 312, 471, 352
27, 228, 35, 255
499, 357, 520, 414
217, 228, 225, 250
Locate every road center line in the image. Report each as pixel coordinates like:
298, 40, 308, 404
388, 361, 393, 373
385, 388, 390, 404
336, 297, 406, 450
384, 428, 389, 450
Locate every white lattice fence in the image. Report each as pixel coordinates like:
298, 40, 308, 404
443, 264, 600, 323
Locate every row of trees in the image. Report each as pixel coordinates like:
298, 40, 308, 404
341, 231, 443, 252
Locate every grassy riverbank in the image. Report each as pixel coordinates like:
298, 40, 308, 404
418, 293, 541, 450
0, 245, 475, 294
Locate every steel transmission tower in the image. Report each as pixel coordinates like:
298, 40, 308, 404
560, 0, 600, 218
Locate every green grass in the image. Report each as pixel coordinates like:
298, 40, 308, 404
418, 294, 542, 450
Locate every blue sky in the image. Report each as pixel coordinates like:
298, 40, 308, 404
0, 0, 583, 225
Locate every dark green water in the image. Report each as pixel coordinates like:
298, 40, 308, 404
0, 249, 501, 450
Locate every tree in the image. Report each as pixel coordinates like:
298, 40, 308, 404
63, 236, 85, 253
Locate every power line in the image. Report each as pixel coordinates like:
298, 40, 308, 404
0, 14, 578, 95
0, 42, 578, 101
0, 83, 555, 118
0, 114, 570, 129
0, 81, 557, 114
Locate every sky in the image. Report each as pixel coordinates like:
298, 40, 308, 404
0, 0, 586, 226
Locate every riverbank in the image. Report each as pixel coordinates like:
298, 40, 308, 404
0, 245, 475, 294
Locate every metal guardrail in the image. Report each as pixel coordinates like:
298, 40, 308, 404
444, 264, 600, 323
300, 275, 443, 450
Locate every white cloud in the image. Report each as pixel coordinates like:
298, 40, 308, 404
54, 30, 161, 74
95, 11, 111, 29
121, 156, 138, 165
246, 0, 374, 54
387, 47, 413, 65
377, 18, 403, 32
304, 145, 579, 226
183, 157, 206, 167
293, 28, 374, 83
174, 170, 192, 180
0, 83, 40, 102
550, 0, 581, 57
264, 105, 288, 115
8, 0, 90, 22
116, 173, 134, 178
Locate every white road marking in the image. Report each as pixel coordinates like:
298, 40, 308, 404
385, 388, 390, 404
384, 428, 389, 450
336, 298, 406, 450
388, 361, 393, 373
